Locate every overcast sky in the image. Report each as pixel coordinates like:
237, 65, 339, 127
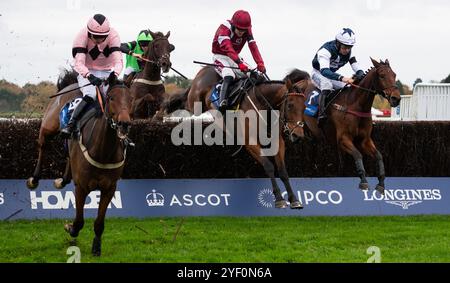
0, 0, 449, 87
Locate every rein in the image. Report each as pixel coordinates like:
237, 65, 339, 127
78, 84, 129, 169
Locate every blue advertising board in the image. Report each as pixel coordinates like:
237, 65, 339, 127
0, 178, 449, 219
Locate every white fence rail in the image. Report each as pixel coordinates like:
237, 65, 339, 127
391, 83, 450, 121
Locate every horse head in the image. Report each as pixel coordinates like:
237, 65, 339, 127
105, 82, 133, 139
144, 30, 174, 73
280, 69, 311, 143
370, 58, 401, 107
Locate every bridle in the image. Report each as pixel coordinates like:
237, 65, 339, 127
141, 36, 171, 68
277, 92, 305, 137
247, 77, 305, 139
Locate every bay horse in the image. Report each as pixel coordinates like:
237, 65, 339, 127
165, 67, 307, 209
26, 70, 81, 190
64, 76, 132, 256
129, 30, 174, 119
299, 58, 401, 194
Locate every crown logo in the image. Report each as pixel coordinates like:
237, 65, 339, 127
146, 189, 165, 207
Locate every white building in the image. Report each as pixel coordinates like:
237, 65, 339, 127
391, 83, 450, 121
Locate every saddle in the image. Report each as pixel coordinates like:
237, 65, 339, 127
210, 73, 265, 110
304, 87, 348, 117
59, 87, 106, 135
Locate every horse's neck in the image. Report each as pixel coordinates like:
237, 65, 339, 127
343, 69, 377, 113
255, 83, 285, 109
85, 116, 123, 163
142, 61, 161, 81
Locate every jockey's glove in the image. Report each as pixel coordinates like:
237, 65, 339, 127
87, 74, 103, 86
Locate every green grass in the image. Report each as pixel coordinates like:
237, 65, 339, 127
0, 216, 449, 263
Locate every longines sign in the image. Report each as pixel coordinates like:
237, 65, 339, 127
0, 178, 449, 219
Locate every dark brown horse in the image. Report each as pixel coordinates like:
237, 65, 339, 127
299, 58, 401, 194
64, 78, 132, 256
165, 67, 307, 209
129, 31, 174, 119
26, 70, 81, 190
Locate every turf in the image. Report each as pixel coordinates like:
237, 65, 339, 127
0, 215, 449, 263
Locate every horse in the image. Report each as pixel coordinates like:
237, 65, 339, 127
163, 67, 307, 209
298, 58, 401, 194
26, 70, 81, 190
63, 75, 132, 256
129, 31, 174, 119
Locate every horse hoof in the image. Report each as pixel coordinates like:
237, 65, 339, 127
375, 185, 385, 195
359, 182, 369, 190
64, 223, 72, 234
92, 238, 101, 257
290, 201, 304, 209
64, 223, 78, 237
54, 178, 66, 189
275, 200, 288, 209
26, 177, 39, 190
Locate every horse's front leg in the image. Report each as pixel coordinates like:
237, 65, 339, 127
92, 186, 117, 256
361, 138, 385, 195
64, 185, 88, 238
339, 136, 369, 190
273, 137, 303, 209
245, 145, 287, 208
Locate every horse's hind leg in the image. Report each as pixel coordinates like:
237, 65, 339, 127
64, 185, 87, 238
26, 128, 52, 189
245, 145, 287, 208
274, 137, 303, 209
361, 138, 385, 195
92, 186, 116, 256
339, 136, 369, 190
54, 157, 72, 189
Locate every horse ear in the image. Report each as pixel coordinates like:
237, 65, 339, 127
149, 30, 156, 39
384, 59, 390, 66
165, 31, 170, 38
370, 57, 380, 67
169, 44, 175, 52
285, 78, 293, 92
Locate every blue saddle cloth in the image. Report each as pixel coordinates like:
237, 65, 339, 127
59, 98, 83, 130
304, 89, 321, 117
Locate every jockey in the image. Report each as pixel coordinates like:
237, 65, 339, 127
61, 14, 123, 137
120, 29, 153, 81
212, 10, 266, 111
311, 28, 365, 126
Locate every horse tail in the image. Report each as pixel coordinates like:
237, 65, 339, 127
56, 69, 79, 91
161, 87, 190, 113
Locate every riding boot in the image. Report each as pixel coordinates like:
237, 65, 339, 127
317, 89, 332, 128
218, 76, 234, 112
60, 96, 93, 138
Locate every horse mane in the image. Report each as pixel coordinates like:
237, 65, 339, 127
283, 69, 310, 84
151, 31, 165, 38
255, 80, 285, 86
57, 69, 78, 91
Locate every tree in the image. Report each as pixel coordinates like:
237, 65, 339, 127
21, 81, 57, 113
395, 80, 412, 96
0, 80, 25, 112
441, 74, 450, 83
413, 78, 423, 87
164, 75, 191, 89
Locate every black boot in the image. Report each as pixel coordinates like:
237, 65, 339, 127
317, 89, 331, 128
60, 96, 92, 138
218, 76, 233, 112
